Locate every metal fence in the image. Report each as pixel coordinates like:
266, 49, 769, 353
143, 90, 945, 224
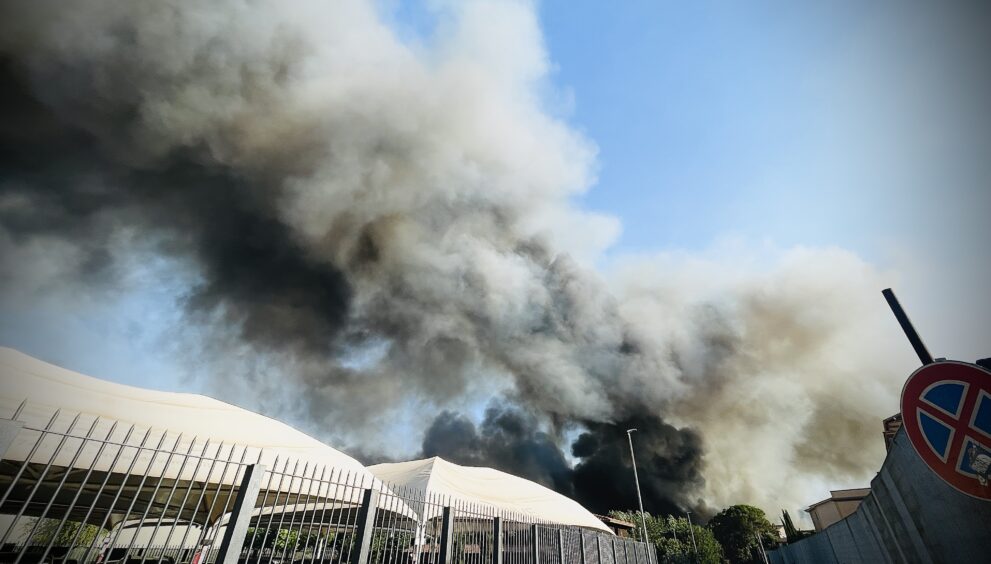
0, 405, 655, 564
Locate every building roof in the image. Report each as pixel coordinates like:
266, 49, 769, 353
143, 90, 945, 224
594, 514, 635, 529
805, 488, 871, 512
369, 457, 613, 534
0, 347, 381, 496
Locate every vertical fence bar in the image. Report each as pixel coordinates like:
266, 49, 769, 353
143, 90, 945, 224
313, 467, 337, 563
494, 517, 503, 564
352, 488, 381, 564
138, 435, 202, 564
531, 525, 540, 564
257, 457, 292, 555
341, 472, 365, 564
215, 463, 266, 564
277, 461, 311, 564
121, 432, 185, 559
439, 505, 454, 564
578, 533, 586, 564
79, 426, 154, 563
65, 423, 135, 554
557, 530, 565, 564
0, 412, 82, 549
17, 416, 103, 564
159, 439, 214, 553
298, 465, 326, 563
0, 409, 60, 509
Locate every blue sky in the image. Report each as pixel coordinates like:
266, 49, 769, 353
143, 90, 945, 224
3, 0, 989, 392
535, 0, 990, 362
537, 1, 988, 258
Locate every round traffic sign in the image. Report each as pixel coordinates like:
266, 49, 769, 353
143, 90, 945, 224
901, 361, 991, 500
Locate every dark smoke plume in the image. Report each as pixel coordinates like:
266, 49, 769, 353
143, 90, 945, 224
0, 0, 910, 516
420, 405, 704, 515
421, 406, 578, 501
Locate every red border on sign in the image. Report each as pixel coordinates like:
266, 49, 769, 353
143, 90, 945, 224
900, 361, 991, 500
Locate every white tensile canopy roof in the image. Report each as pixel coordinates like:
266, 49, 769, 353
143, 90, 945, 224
369, 457, 612, 534
0, 347, 396, 508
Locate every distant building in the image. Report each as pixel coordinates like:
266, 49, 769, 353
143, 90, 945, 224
805, 488, 871, 532
882, 413, 903, 451
595, 514, 636, 537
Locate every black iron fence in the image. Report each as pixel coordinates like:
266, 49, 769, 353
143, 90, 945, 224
0, 405, 655, 564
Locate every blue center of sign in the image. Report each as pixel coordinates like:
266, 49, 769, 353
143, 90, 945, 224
923, 382, 964, 415
919, 412, 952, 458
974, 395, 991, 436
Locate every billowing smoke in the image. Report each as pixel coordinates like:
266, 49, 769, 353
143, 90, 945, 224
419, 405, 704, 514
421, 406, 576, 499
0, 0, 910, 517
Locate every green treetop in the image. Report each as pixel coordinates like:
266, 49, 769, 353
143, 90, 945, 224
608, 510, 724, 564
708, 505, 777, 564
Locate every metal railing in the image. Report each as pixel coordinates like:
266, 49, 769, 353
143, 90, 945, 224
0, 405, 655, 564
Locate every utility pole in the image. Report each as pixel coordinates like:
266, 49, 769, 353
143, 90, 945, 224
685, 511, 699, 562
626, 429, 650, 546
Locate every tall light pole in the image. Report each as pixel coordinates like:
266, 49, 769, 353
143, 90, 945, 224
685, 510, 699, 562
626, 428, 649, 545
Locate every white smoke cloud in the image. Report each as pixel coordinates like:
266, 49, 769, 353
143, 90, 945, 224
608, 243, 914, 511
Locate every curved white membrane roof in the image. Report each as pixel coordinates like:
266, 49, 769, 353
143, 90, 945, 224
369, 457, 612, 534
0, 347, 404, 513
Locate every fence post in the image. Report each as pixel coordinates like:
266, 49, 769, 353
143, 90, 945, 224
0, 419, 22, 458
531, 525, 540, 564
558, 529, 565, 564
595, 536, 602, 564
578, 533, 586, 564
494, 516, 503, 564
611, 539, 618, 564
351, 488, 382, 564
440, 506, 455, 564
215, 463, 266, 564
622, 539, 630, 564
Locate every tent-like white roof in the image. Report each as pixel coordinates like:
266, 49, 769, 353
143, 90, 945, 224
0, 347, 383, 500
369, 457, 612, 534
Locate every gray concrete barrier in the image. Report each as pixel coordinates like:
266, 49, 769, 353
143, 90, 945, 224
769, 427, 991, 564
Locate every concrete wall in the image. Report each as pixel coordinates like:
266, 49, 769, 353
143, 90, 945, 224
769, 427, 991, 564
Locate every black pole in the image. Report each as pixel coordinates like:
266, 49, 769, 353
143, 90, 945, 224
882, 288, 934, 366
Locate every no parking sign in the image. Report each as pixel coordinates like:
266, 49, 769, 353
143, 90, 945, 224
901, 361, 991, 500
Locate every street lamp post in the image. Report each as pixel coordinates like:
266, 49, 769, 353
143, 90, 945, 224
625, 429, 650, 546
685, 511, 699, 562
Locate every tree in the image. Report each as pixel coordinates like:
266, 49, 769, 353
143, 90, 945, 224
708, 505, 776, 564
21, 518, 103, 548
246, 525, 321, 557
609, 510, 724, 564
780, 510, 811, 544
